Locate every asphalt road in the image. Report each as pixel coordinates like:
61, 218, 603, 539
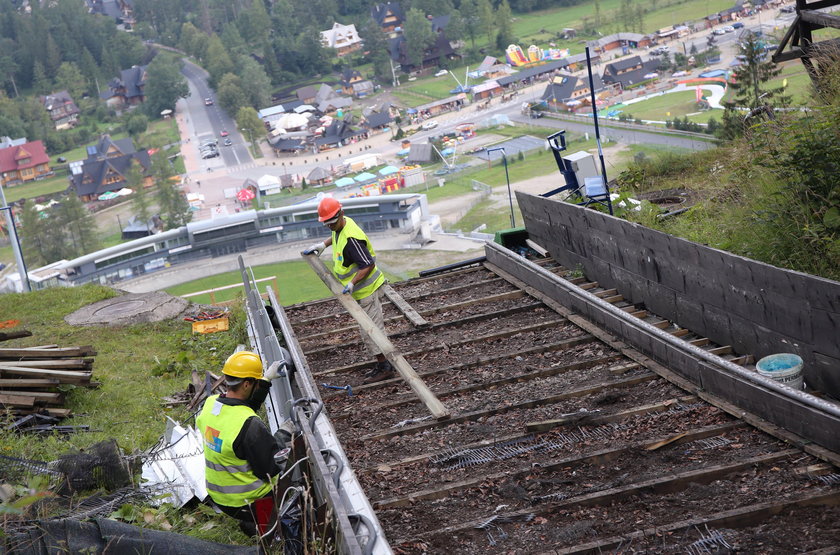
180, 60, 253, 170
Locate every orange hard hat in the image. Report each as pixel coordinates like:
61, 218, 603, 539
318, 197, 342, 222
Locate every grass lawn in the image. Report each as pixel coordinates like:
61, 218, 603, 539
3, 172, 70, 203
620, 91, 718, 121
390, 89, 436, 108
138, 118, 181, 148
165, 260, 407, 305
0, 285, 250, 544
511, 0, 734, 46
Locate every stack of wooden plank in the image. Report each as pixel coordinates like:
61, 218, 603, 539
0, 341, 98, 419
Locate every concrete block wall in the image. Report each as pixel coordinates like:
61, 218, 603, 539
518, 192, 840, 398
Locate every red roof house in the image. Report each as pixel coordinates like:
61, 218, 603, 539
0, 140, 52, 188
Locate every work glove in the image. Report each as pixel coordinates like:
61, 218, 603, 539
263, 361, 285, 381
342, 282, 354, 295
302, 242, 326, 256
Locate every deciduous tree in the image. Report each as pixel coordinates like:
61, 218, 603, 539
404, 8, 435, 68
143, 55, 189, 118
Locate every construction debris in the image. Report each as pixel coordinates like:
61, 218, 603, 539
163, 370, 225, 411
0, 345, 98, 418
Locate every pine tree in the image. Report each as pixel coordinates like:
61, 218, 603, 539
721, 33, 788, 139
55, 191, 100, 258
128, 163, 152, 233
19, 200, 48, 268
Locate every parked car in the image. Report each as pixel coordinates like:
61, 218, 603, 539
713, 28, 726, 35
420, 120, 438, 130
529, 111, 545, 119
201, 150, 219, 159
780, 5, 795, 13
672, 70, 689, 77
722, 25, 735, 33
204, 98, 213, 106
732, 22, 744, 29
434, 69, 448, 77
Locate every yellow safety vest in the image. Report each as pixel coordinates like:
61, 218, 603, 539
196, 395, 273, 507
332, 216, 385, 301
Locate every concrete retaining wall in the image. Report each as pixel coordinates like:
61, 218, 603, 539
518, 192, 840, 398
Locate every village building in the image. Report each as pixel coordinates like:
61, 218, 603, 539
587, 32, 653, 54
340, 69, 374, 98
541, 73, 608, 108
601, 56, 662, 91
100, 65, 147, 108
362, 110, 393, 133
320, 22, 363, 57
69, 135, 151, 202
371, 1, 404, 36
0, 140, 52, 188
40, 91, 80, 130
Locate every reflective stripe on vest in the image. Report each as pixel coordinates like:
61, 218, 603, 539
332, 216, 385, 300
196, 395, 273, 507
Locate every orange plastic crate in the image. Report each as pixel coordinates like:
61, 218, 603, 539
192, 317, 229, 334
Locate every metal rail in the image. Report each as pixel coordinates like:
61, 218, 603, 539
239, 256, 380, 555
237, 256, 384, 554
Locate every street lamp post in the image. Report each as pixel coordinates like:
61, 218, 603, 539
486, 147, 516, 228
0, 182, 29, 291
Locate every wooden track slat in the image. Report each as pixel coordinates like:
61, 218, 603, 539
303, 253, 450, 420
381, 284, 428, 327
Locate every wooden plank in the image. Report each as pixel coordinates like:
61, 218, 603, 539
0, 393, 35, 407
0, 378, 61, 388
603, 294, 624, 304
298, 290, 526, 343
374, 352, 618, 411
554, 490, 840, 555
361, 373, 656, 442
404, 449, 801, 542
303, 254, 450, 420
382, 284, 429, 327
0, 390, 63, 404
0, 359, 92, 369
0, 346, 96, 359
525, 238, 548, 257
0, 365, 91, 382
375, 421, 743, 509
525, 397, 693, 433
0, 330, 32, 342
579, 282, 599, 290
316, 332, 592, 378
594, 289, 618, 298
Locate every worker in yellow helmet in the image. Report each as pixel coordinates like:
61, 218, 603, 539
196, 351, 285, 536
303, 197, 393, 384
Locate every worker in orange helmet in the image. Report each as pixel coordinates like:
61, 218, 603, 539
302, 197, 394, 384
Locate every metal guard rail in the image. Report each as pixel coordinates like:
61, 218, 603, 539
238, 256, 387, 555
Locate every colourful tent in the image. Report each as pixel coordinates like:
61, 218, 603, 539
335, 177, 355, 188
379, 166, 399, 176
354, 172, 376, 182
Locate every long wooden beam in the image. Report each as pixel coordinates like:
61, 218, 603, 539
303, 253, 450, 420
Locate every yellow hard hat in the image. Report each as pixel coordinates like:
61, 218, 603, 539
222, 351, 263, 380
